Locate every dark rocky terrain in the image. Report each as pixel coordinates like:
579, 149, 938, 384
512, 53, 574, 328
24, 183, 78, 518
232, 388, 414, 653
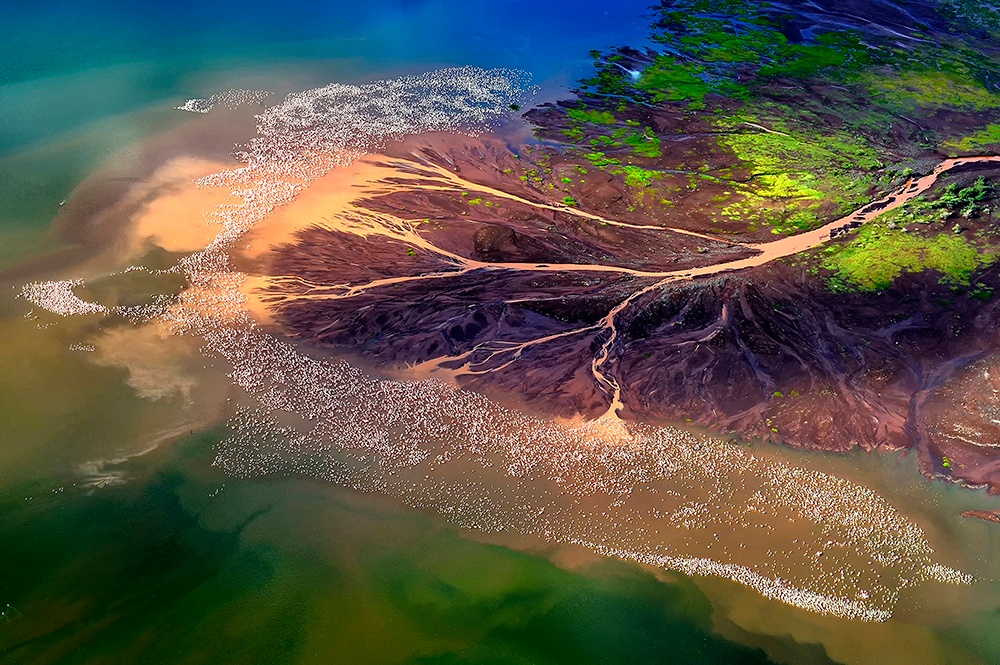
242, 0, 1000, 493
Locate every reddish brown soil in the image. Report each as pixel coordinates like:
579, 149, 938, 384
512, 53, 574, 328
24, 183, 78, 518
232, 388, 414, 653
962, 510, 1000, 523
245, 126, 1000, 495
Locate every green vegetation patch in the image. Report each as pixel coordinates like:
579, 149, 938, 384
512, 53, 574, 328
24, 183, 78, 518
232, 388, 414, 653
866, 70, 1000, 112
757, 32, 869, 79
635, 56, 714, 108
823, 226, 992, 291
752, 172, 824, 201
618, 165, 661, 188
584, 151, 622, 168
943, 124, 1000, 153
892, 177, 995, 222
625, 128, 662, 158
822, 180, 998, 291
714, 115, 882, 229
567, 108, 617, 125
629, 3, 875, 108
719, 111, 883, 174
591, 135, 623, 149
936, 176, 995, 216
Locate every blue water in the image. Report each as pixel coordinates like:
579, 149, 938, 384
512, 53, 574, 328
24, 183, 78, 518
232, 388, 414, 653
0, 0, 652, 267
0, 0, 653, 152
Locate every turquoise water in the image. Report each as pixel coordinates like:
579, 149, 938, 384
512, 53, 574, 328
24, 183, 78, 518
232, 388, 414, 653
4, 2, 1000, 664
0, 0, 652, 268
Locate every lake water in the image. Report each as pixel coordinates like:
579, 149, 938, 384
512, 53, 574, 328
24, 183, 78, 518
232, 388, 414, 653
3, 2, 1000, 664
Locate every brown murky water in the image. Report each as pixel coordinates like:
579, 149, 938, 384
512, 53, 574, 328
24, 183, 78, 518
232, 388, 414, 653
7, 73, 1000, 665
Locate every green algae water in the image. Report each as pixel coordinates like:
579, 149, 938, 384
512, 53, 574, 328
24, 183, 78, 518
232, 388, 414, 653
5, 3, 1000, 664
0, 430, 812, 665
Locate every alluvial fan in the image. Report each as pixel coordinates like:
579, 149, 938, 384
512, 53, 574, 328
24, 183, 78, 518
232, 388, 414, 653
23, 67, 972, 621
